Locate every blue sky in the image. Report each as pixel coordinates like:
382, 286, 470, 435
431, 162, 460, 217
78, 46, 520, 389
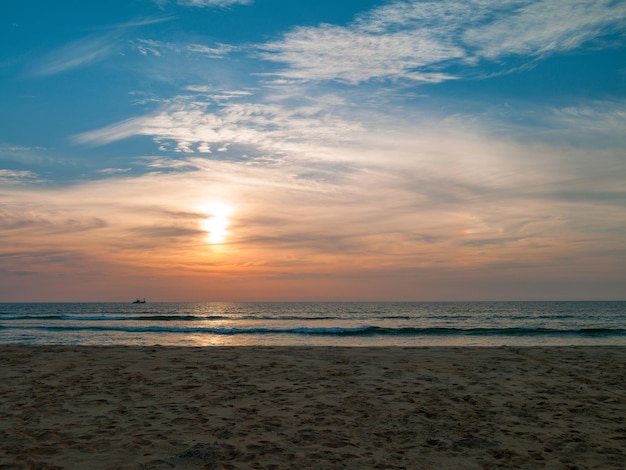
1, 0, 625, 301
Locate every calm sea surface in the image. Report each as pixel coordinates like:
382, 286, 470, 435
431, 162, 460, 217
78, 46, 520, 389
0, 301, 624, 347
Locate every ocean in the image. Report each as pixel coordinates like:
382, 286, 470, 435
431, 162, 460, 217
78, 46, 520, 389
1, 301, 624, 347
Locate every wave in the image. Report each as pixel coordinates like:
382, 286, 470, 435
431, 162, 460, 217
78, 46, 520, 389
0, 315, 64, 321
0, 314, 229, 322
41, 313, 579, 322
240, 315, 341, 321
0, 314, 350, 322
2, 325, 625, 337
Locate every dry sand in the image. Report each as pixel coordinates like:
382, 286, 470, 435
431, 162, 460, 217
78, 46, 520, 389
1, 346, 625, 469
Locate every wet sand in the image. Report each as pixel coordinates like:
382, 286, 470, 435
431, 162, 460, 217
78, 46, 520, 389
1, 346, 625, 469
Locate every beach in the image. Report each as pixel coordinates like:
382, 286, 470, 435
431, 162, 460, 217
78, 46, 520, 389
1, 346, 625, 469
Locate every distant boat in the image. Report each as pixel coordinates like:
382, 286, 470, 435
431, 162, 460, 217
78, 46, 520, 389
132, 298, 146, 304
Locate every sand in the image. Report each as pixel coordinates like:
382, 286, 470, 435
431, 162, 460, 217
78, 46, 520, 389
1, 346, 625, 469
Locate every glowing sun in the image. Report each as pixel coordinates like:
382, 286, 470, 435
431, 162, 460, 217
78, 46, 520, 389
199, 202, 232, 244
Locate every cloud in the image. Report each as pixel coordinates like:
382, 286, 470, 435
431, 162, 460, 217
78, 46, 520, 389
134, 38, 166, 57
178, 0, 252, 7
6, 1, 626, 300
74, 91, 363, 160
0, 249, 89, 267
0, 169, 42, 183
30, 15, 178, 77
64, 110, 626, 263
186, 43, 238, 58
68, 0, 626, 159
133, 39, 238, 59
259, 0, 626, 84
5, 108, 626, 300
549, 101, 626, 136
32, 34, 118, 76
97, 167, 132, 175
131, 225, 204, 241
464, 0, 626, 59
260, 18, 464, 84
110, 16, 177, 29
154, 0, 252, 7
0, 204, 107, 235
74, 118, 145, 145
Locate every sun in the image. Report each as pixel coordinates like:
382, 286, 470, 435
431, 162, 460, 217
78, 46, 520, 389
199, 202, 232, 244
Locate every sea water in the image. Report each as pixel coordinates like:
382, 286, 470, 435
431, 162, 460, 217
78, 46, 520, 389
0, 301, 624, 347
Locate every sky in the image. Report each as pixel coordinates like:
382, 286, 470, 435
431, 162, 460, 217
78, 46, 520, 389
1, 0, 625, 302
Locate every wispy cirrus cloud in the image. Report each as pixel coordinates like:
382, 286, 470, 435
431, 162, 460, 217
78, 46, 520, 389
259, 17, 465, 84
31, 16, 176, 77
178, 0, 252, 7
134, 39, 238, 59
0, 169, 41, 183
97, 167, 132, 175
186, 43, 238, 58
259, 0, 469, 84
108, 17, 178, 29
155, 0, 252, 7
548, 100, 626, 136
259, 0, 626, 84
31, 34, 119, 77
464, 0, 626, 59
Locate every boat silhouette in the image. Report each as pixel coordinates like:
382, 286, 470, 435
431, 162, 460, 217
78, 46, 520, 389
132, 298, 146, 304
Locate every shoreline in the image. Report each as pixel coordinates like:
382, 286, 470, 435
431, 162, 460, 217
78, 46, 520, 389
2, 346, 625, 468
